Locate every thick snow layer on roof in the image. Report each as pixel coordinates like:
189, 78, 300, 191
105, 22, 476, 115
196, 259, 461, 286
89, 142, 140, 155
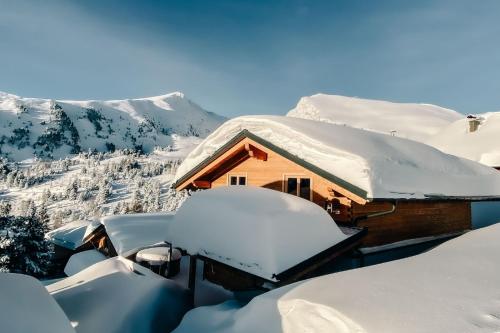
287, 94, 461, 142
174, 223, 500, 333
175, 115, 500, 199
101, 212, 174, 257
46, 220, 90, 250
64, 250, 107, 276
168, 186, 347, 281
427, 112, 500, 167
47, 257, 190, 333
0, 273, 75, 333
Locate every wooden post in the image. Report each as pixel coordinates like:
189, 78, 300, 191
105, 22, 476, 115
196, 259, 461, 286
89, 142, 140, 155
188, 255, 197, 307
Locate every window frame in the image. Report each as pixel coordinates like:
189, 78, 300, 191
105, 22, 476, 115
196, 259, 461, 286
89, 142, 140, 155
282, 174, 313, 201
227, 173, 248, 186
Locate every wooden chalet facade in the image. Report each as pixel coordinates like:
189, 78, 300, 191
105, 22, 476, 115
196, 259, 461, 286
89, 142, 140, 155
174, 130, 472, 247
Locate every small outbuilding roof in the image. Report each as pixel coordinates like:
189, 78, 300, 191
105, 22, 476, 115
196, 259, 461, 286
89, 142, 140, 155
175, 115, 500, 200
100, 212, 174, 257
46, 220, 91, 250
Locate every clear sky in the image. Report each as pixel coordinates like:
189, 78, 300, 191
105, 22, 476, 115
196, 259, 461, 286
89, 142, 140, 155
1, 0, 500, 117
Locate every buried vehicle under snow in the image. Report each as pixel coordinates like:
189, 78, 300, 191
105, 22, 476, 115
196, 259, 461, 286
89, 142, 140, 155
167, 186, 366, 294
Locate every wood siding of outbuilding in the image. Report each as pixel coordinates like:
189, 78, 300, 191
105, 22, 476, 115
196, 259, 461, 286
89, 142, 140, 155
352, 201, 471, 246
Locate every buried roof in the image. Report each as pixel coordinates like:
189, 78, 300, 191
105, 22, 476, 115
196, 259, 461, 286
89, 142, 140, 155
427, 112, 500, 167
167, 186, 351, 282
174, 115, 500, 200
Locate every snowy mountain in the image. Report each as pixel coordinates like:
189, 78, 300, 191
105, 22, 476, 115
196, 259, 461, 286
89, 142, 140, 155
426, 112, 500, 167
0, 91, 226, 161
287, 93, 462, 142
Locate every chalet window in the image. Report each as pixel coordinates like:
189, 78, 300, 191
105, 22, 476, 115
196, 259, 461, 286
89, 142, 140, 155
285, 176, 311, 200
229, 175, 247, 186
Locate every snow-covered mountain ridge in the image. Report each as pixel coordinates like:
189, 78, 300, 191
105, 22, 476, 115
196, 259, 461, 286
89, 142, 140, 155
287, 93, 462, 142
0, 91, 226, 161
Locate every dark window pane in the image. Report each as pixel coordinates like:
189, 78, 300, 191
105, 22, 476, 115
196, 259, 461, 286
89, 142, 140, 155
230, 176, 238, 185
299, 178, 311, 200
239, 176, 246, 185
287, 178, 298, 195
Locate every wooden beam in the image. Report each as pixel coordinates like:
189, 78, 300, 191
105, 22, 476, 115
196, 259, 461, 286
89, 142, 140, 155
245, 143, 268, 161
188, 255, 197, 307
192, 180, 211, 189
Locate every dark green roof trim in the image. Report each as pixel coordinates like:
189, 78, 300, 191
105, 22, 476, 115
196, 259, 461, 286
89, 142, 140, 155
174, 129, 369, 200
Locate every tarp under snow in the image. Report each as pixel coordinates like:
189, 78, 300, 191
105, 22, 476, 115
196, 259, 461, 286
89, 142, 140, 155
168, 186, 348, 281
0, 273, 75, 333
175, 115, 500, 199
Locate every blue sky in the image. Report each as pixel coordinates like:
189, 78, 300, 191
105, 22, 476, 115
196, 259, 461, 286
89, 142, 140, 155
1, 0, 500, 117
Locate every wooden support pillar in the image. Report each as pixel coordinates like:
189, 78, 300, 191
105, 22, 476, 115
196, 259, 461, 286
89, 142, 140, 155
188, 255, 197, 307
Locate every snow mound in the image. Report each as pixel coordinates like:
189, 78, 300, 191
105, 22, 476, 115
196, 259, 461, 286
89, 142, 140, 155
101, 212, 174, 257
427, 112, 500, 167
168, 186, 347, 281
287, 93, 461, 142
0, 90, 226, 161
47, 257, 190, 333
174, 223, 500, 333
0, 273, 75, 333
175, 115, 500, 199
64, 250, 107, 276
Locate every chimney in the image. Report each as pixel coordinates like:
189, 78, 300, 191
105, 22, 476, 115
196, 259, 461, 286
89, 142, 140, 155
467, 115, 481, 133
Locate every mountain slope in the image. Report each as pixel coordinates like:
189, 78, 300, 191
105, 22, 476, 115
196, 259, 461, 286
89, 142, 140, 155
287, 93, 462, 142
426, 112, 500, 167
0, 91, 226, 161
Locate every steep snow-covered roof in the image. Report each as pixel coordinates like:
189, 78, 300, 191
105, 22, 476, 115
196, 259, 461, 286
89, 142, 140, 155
0, 273, 75, 333
174, 223, 500, 333
168, 186, 348, 281
427, 112, 500, 167
101, 212, 174, 257
47, 257, 190, 333
175, 115, 500, 199
287, 93, 461, 142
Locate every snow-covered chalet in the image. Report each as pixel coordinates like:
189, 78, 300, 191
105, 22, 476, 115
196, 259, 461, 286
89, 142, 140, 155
174, 116, 500, 246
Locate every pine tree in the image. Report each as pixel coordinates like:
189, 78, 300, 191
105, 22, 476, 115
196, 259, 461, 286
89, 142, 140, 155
95, 179, 111, 206
0, 201, 12, 217
0, 211, 53, 276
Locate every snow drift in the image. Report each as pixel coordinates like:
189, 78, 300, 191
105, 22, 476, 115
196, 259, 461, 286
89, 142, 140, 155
0, 273, 75, 333
47, 257, 190, 333
174, 223, 500, 333
63, 250, 107, 276
427, 112, 500, 167
168, 186, 347, 281
175, 115, 500, 199
287, 93, 461, 142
